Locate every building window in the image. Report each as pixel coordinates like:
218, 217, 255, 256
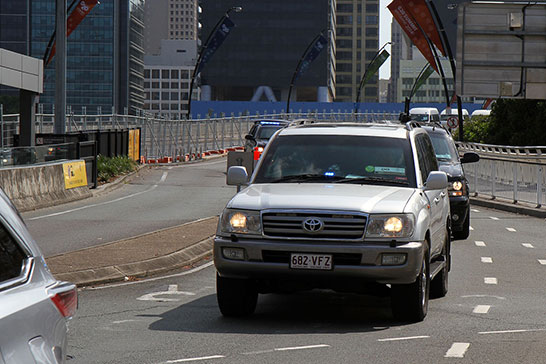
162, 82, 170, 88
144, 69, 150, 78
171, 82, 179, 88
171, 70, 179, 78
152, 82, 160, 88
366, 4, 379, 12
171, 92, 179, 100
366, 16, 378, 25
337, 3, 352, 12
162, 70, 170, 78
402, 78, 413, 85
152, 70, 160, 79
365, 27, 378, 36
162, 92, 170, 100
152, 92, 160, 100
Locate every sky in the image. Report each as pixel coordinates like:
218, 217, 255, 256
379, 0, 393, 79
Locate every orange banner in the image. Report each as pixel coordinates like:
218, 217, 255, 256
402, 0, 445, 56
388, 0, 438, 72
46, 0, 100, 66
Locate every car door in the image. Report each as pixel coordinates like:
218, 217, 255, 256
416, 134, 446, 256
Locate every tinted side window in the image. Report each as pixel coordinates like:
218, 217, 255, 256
415, 135, 429, 183
422, 134, 439, 172
0, 223, 26, 282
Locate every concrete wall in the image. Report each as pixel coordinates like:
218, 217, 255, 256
0, 162, 91, 212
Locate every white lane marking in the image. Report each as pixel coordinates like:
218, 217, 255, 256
471, 209, 480, 213
506, 227, 517, 232
475, 241, 486, 247
86, 261, 215, 290
489, 216, 499, 220
160, 171, 168, 182
112, 319, 140, 324
484, 277, 498, 285
461, 294, 506, 300
481, 257, 493, 263
137, 284, 196, 302
473, 305, 491, 314
275, 344, 330, 351
470, 226, 474, 231
378, 335, 429, 342
522, 243, 534, 248
479, 329, 546, 335
539, 259, 546, 265
27, 184, 158, 221
445, 343, 470, 358
157, 355, 225, 363
167, 166, 173, 170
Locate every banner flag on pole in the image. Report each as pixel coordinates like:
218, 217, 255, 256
195, 17, 235, 75
388, 0, 438, 73
411, 63, 434, 98
46, 0, 100, 66
401, 0, 445, 56
294, 34, 328, 81
360, 49, 390, 88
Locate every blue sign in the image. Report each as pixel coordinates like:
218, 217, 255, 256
294, 34, 328, 81
196, 17, 236, 75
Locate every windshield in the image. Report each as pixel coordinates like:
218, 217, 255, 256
253, 135, 416, 187
429, 133, 459, 162
411, 114, 430, 122
256, 126, 284, 140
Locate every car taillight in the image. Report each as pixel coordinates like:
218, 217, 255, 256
49, 282, 78, 318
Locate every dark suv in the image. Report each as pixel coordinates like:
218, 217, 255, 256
422, 125, 479, 240
244, 120, 291, 156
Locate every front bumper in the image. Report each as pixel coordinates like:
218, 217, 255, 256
214, 236, 425, 285
449, 195, 469, 231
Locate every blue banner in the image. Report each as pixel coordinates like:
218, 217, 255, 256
196, 17, 236, 75
294, 34, 328, 81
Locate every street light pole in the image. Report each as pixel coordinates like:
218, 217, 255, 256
354, 41, 391, 114
55, 0, 67, 134
187, 6, 242, 120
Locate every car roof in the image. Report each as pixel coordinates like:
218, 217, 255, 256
277, 122, 414, 139
409, 107, 439, 114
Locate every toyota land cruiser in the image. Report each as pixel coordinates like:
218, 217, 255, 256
215, 121, 451, 322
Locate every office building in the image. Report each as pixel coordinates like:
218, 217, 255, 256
143, 0, 200, 56
335, 0, 380, 102
0, 0, 145, 114
143, 40, 198, 119
198, 0, 336, 105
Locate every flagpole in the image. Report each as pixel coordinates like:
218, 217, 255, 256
187, 6, 242, 120
286, 30, 326, 113
354, 41, 391, 114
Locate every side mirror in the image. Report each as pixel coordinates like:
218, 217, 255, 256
460, 152, 480, 164
227, 166, 249, 186
424, 171, 448, 190
244, 134, 257, 147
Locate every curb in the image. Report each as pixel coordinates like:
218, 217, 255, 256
51, 237, 214, 287
470, 196, 546, 218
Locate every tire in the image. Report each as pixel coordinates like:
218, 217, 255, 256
391, 249, 430, 322
216, 273, 258, 317
431, 231, 450, 298
453, 211, 470, 240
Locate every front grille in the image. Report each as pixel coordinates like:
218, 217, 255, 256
262, 250, 362, 266
262, 211, 367, 240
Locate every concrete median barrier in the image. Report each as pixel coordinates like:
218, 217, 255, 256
0, 161, 92, 212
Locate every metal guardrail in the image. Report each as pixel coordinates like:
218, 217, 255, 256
457, 142, 546, 207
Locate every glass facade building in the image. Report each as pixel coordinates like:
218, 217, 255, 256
0, 0, 144, 114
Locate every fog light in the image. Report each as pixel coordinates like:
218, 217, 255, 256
381, 254, 407, 266
222, 247, 245, 260
452, 214, 460, 222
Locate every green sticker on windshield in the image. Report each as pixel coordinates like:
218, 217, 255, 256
365, 165, 375, 173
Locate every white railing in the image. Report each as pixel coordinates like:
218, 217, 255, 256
457, 142, 546, 207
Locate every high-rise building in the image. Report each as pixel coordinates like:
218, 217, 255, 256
143, 0, 200, 56
335, 0, 380, 103
198, 0, 336, 105
143, 40, 198, 119
0, 0, 145, 114
387, 20, 412, 103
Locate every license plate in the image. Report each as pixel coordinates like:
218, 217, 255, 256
290, 253, 333, 270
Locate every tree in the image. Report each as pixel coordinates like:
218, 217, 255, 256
0, 96, 19, 114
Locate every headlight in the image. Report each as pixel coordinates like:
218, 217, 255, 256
449, 180, 465, 197
220, 209, 261, 235
366, 214, 414, 238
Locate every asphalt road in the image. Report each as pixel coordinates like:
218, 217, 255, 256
22, 158, 234, 257
64, 205, 546, 364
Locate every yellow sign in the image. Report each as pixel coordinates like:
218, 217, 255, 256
128, 129, 140, 161
63, 161, 88, 189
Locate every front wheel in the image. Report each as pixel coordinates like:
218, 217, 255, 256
216, 274, 258, 317
391, 251, 429, 322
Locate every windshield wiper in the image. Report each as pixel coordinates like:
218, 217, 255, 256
270, 174, 345, 183
336, 176, 410, 186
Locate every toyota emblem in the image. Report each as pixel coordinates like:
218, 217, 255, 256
302, 217, 324, 233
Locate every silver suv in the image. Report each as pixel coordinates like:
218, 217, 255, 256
215, 122, 450, 322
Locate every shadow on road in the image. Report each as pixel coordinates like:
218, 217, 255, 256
144, 289, 399, 335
